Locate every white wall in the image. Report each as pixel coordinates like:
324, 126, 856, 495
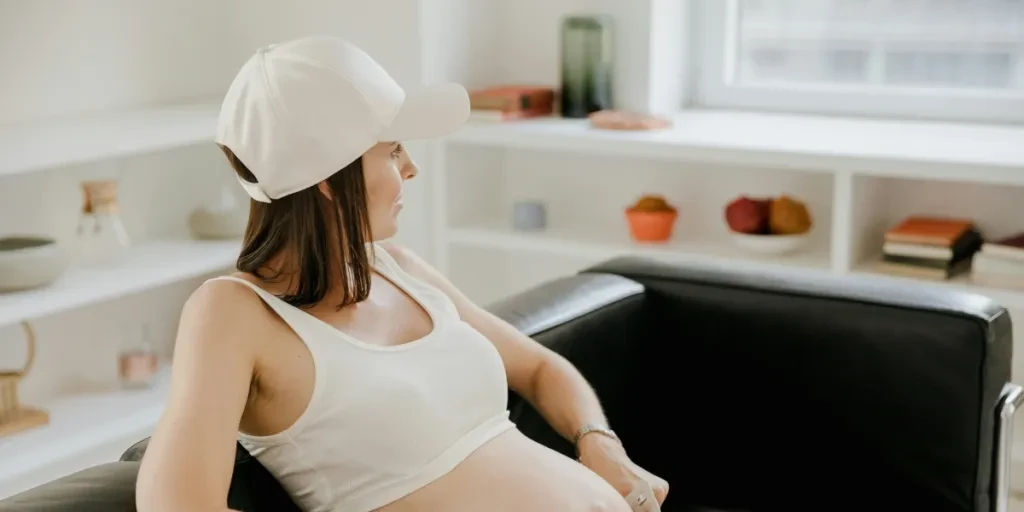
489, 0, 691, 114
0, 0, 236, 125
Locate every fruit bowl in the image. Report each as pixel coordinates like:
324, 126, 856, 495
724, 194, 813, 255
728, 231, 809, 255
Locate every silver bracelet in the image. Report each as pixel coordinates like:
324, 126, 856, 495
572, 423, 620, 457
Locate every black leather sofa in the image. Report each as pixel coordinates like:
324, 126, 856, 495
0, 255, 1019, 512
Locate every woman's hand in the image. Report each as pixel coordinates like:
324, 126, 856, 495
578, 433, 669, 510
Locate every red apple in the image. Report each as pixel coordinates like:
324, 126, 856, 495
725, 196, 771, 234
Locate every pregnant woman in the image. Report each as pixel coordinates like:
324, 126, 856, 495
135, 35, 668, 512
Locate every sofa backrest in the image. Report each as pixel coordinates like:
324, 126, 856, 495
585, 256, 1012, 512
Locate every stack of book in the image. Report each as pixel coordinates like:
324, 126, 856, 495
877, 216, 983, 281
971, 231, 1024, 288
468, 86, 555, 122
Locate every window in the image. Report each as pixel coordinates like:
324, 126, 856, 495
695, 0, 1024, 123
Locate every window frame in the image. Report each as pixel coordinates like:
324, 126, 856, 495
692, 0, 1024, 124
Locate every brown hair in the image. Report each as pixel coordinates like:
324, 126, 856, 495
219, 145, 374, 310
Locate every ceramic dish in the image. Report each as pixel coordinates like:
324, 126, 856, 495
188, 208, 248, 240
729, 231, 809, 255
0, 236, 70, 292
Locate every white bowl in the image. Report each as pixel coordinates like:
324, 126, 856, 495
0, 236, 70, 292
729, 231, 809, 255
188, 208, 248, 240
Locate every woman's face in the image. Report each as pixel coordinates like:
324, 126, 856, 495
361, 141, 418, 240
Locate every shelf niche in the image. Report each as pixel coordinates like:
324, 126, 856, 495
442, 144, 834, 279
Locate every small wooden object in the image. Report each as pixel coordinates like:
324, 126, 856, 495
0, 322, 49, 437
588, 109, 672, 131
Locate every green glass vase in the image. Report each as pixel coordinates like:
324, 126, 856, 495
559, 14, 613, 118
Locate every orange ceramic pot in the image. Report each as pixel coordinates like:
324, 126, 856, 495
625, 208, 678, 242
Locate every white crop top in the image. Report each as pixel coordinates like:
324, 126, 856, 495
209, 244, 516, 512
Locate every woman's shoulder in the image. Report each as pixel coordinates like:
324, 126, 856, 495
167, 275, 274, 391
191, 272, 268, 307
181, 273, 279, 338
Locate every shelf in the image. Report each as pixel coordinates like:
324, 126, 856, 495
445, 221, 1024, 310
445, 111, 1024, 185
0, 101, 221, 177
0, 238, 241, 328
0, 365, 171, 489
852, 261, 1024, 311
447, 220, 831, 273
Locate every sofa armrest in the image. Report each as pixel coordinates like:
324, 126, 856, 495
486, 272, 645, 338
0, 462, 139, 512
485, 272, 648, 457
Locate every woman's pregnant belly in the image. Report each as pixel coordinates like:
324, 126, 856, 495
377, 428, 631, 512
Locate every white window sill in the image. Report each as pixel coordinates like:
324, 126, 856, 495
445, 109, 1024, 185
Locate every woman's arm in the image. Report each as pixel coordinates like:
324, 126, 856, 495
380, 243, 609, 445
135, 281, 262, 512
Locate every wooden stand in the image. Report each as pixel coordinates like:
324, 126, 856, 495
0, 322, 49, 437
0, 408, 49, 437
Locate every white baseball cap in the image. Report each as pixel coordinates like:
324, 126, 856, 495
216, 35, 470, 202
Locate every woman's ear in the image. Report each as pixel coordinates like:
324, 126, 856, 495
317, 181, 332, 199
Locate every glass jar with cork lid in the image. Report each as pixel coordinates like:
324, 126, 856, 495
75, 179, 131, 266
118, 322, 160, 389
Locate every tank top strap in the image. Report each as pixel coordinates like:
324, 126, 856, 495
205, 275, 325, 341
369, 243, 461, 321
369, 243, 404, 280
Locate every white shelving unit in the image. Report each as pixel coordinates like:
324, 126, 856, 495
0, 101, 221, 178
0, 77, 233, 500
436, 111, 1024, 300
0, 0, 238, 490
0, 239, 240, 328
0, 366, 172, 498
0, 195, 239, 497
448, 219, 832, 272
444, 111, 1024, 184
433, 110, 1024, 481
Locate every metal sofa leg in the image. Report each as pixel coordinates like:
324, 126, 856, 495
995, 383, 1024, 512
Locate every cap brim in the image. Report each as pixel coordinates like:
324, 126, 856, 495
378, 82, 470, 142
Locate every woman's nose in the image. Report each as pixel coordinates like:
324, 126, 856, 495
402, 159, 419, 180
